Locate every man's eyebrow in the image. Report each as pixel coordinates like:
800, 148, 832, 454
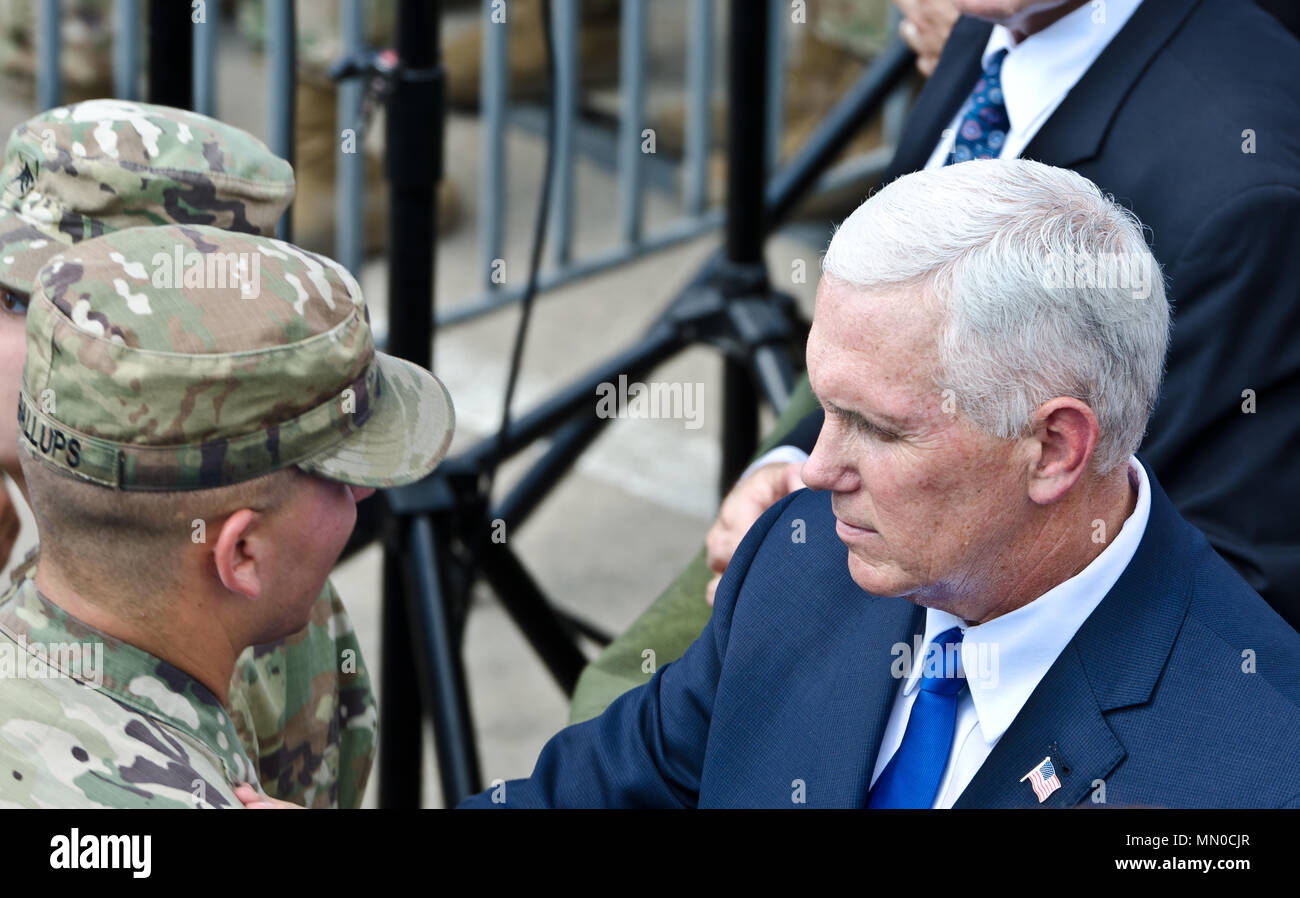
815, 396, 909, 431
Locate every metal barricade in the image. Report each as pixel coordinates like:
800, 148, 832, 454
443, 0, 909, 326
33, 0, 907, 298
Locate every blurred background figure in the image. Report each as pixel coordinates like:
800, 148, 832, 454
0, 0, 114, 102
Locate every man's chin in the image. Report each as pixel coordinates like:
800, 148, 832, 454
251, 620, 304, 647
845, 552, 916, 599
251, 593, 323, 645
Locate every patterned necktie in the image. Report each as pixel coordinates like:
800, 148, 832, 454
947, 49, 1010, 165
868, 626, 967, 808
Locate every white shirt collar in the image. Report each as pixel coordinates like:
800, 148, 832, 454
981, 0, 1143, 143
901, 456, 1151, 745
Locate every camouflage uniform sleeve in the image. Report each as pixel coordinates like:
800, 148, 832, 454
227, 577, 377, 808
0, 677, 242, 809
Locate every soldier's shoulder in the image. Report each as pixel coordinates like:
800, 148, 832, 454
0, 672, 240, 809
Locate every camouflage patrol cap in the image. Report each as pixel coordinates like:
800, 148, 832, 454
17, 224, 454, 491
0, 98, 294, 296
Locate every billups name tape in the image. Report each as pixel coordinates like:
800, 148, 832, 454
16, 362, 378, 490
16, 389, 83, 469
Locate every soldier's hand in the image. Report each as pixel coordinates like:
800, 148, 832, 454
0, 481, 20, 570
893, 0, 960, 77
704, 462, 806, 606
234, 782, 304, 809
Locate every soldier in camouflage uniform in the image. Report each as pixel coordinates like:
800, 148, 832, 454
0, 221, 454, 808
0, 99, 385, 807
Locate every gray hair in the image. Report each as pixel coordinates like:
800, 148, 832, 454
822, 158, 1170, 473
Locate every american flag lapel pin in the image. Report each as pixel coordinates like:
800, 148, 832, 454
1019, 755, 1062, 803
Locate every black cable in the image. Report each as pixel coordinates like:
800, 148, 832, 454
483, 0, 557, 501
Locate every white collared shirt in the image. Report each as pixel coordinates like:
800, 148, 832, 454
868, 456, 1151, 807
921, 0, 1143, 170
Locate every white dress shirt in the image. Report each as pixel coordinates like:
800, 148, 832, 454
868, 456, 1151, 807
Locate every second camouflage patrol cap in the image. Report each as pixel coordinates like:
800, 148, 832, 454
0, 98, 294, 295
17, 223, 454, 491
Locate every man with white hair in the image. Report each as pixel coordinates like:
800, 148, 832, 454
461, 159, 1300, 808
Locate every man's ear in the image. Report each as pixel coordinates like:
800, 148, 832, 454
1026, 398, 1099, 505
213, 508, 264, 599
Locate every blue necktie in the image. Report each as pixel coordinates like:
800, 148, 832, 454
947, 49, 1010, 165
868, 626, 967, 809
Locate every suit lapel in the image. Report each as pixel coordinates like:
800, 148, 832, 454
883, 16, 990, 181
953, 644, 1125, 808
1019, 0, 1202, 168
954, 459, 1197, 808
818, 592, 924, 806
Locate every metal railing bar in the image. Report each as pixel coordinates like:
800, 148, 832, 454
113, 0, 139, 101
548, 0, 579, 267
335, 0, 365, 274
478, 0, 508, 291
617, 0, 648, 246
683, 0, 714, 216
37, 0, 60, 110
436, 208, 724, 327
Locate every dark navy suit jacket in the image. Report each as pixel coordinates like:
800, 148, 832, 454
784, 0, 1300, 628
462, 460, 1300, 808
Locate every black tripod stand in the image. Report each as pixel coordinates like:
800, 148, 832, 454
347, 0, 916, 807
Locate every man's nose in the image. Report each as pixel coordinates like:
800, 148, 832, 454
349, 485, 376, 503
800, 422, 859, 493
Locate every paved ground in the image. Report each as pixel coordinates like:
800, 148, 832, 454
0, 5, 853, 807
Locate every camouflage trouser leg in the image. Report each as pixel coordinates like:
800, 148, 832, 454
228, 578, 377, 808
568, 373, 820, 724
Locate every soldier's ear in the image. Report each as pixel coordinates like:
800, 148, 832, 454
213, 508, 264, 599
